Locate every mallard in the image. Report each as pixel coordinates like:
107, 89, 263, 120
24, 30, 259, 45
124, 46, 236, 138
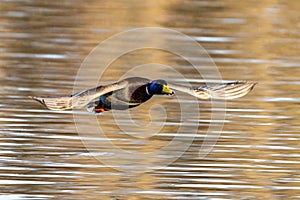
32, 77, 256, 113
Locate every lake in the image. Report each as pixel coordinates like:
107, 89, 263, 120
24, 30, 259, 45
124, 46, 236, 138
0, 0, 299, 199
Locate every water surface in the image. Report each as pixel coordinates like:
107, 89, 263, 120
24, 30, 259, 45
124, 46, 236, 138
0, 0, 300, 199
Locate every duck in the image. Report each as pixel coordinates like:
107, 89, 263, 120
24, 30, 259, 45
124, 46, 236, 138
31, 77, 256, 113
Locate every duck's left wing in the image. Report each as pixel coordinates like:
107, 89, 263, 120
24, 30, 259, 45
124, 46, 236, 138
168, 81, 257, 100
31, 80, 128, 110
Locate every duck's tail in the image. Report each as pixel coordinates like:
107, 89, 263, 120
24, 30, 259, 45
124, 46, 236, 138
30, 96, 73, 110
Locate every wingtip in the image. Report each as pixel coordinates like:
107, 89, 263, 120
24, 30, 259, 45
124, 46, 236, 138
227, 81, 257, 99
30, 96, 47, 107
242, 81, 258, 91
207, 80, 257, 100
250, 81, 258, 90
229, 80, 258, 85
244, 81, 258, 85
229, 80, 257, 89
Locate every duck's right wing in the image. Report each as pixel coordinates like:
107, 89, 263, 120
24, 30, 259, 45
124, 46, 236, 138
31, 81, 127, 110
169, 81, 257, 100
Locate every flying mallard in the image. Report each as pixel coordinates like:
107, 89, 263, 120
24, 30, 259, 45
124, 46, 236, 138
31, 77, 256, 113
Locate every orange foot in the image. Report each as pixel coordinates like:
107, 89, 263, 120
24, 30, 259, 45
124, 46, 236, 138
94, 107, 105, 113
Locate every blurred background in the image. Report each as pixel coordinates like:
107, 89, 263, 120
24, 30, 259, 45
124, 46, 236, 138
0, 0, 300, 199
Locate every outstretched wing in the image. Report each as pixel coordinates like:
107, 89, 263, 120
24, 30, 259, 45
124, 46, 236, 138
169, 81, 257, 100
31, 81, 127, 110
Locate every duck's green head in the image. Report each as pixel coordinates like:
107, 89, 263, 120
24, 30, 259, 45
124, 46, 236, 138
147, 79, 174, 96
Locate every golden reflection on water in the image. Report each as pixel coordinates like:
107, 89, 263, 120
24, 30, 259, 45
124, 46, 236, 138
0, 0, 300, 199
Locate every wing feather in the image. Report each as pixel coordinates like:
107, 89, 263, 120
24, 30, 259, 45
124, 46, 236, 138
31, 81, 127, 110
169, 81, 257, 100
